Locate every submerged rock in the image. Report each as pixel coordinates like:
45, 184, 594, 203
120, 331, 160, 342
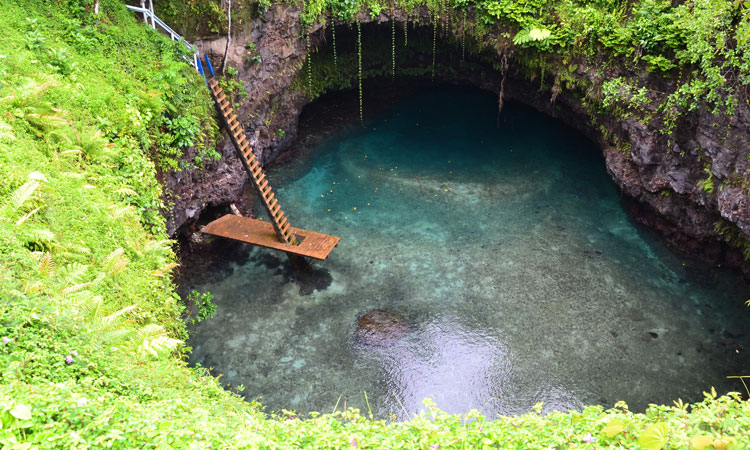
354, 309, 412, 347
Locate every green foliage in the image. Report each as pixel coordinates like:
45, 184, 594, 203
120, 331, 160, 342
698, 167, 715, 193
186, 290, 217, 324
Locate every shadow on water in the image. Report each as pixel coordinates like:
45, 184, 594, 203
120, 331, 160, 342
181, 86, 750, 419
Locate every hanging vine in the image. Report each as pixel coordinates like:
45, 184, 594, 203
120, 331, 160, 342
391, 20, 396, 81
331, 18, 337, 70
357, 20, 363, 126
461, 9, 466, 61
404, 17, 408, 47
305, 31, 312, 96
431, 13, 437, 81
497, 51, 508, 127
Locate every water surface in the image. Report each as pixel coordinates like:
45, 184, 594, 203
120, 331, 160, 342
185, 89, 750, 418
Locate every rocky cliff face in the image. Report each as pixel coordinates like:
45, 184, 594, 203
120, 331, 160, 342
168, 5, 750, 276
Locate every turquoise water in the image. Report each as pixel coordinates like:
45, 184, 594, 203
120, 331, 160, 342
186, 89, 750, 418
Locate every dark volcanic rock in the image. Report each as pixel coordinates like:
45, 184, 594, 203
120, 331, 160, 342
164, 5, 750, 279
354, 309, 412, 347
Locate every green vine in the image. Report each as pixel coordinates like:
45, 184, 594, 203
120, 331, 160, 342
461, 9, 466, 61
357, 19, 363, 126
391, 20, 396, 80
331, 18, 337, 70
432, 13, 437, 81
305, 31, 312, 96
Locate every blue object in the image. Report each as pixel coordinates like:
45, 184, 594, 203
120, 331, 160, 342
196, 56, 210, 87
204, 55, 215, 78
196, 56, 205, 77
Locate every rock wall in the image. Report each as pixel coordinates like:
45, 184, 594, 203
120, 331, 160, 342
167, 5, 750, 276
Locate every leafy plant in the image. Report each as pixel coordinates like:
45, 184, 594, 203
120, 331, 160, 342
697, 168, 715, 194
186, 290, 216, 324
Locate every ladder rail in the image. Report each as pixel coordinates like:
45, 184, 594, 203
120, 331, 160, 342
205, 76, 297, 246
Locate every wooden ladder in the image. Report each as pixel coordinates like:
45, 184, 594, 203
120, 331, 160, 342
206, 77, 297, 246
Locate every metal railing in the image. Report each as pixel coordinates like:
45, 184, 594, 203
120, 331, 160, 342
125, 4, 199, 70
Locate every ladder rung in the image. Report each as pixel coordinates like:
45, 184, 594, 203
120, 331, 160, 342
266, 192, 276, 205
217, 94, 227, 104
209, 80, 219, 89
234, 131, 245, 141
249, 160, 259, 171
258, 180, 268, 192
256, 172, 266, 184
278, 216, 288, 229
253, 167, 263, 177
280, 222, 290, 234
231, 121, 241, 131
220, 100, 230, 110
236, 135, 246, 146
243, 148, 254, 160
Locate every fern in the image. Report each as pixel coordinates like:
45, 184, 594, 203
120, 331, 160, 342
113, 186, 138, 197
37, 252, 54, 278
103, 247, 129, 276
513, 27, 552, 46
101, 304, 138, 325
137, 324, 182, 359
9, 180, 40, 212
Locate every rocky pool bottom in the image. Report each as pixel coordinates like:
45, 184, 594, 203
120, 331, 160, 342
180, 87, 750, 419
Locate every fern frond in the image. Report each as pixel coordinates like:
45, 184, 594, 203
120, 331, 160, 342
100, 327, 136, 345
109, 205, 135, 219
61, 281, 92, 295
37, 252, 54, 278
59, 262, 89, 285
144, 239, 173, 254
10, 180, 40, 211
101, 304, 137, 325
114, 186, 138, 197
109, 259, 128, 276
103, 247, 129, 276
16, 206, 42, 225
138, 323, 166, 337
151, 262, 179, 277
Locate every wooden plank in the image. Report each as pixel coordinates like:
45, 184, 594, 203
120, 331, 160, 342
202, 215, 340, 260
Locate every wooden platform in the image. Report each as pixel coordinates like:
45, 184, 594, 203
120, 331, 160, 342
202, 215, 340, 260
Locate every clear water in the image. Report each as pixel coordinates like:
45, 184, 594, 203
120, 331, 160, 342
185, 89, 750, 418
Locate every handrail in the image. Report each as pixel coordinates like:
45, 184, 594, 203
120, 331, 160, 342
125, 4, 199, 69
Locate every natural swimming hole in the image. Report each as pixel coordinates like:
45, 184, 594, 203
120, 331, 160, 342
182, 88, 750, 419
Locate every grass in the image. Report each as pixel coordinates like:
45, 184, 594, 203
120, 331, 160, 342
1, 0, 749, 448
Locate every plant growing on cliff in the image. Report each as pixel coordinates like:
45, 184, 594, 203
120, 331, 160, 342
186, 290, 216, 324
697, 167, 715, 194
